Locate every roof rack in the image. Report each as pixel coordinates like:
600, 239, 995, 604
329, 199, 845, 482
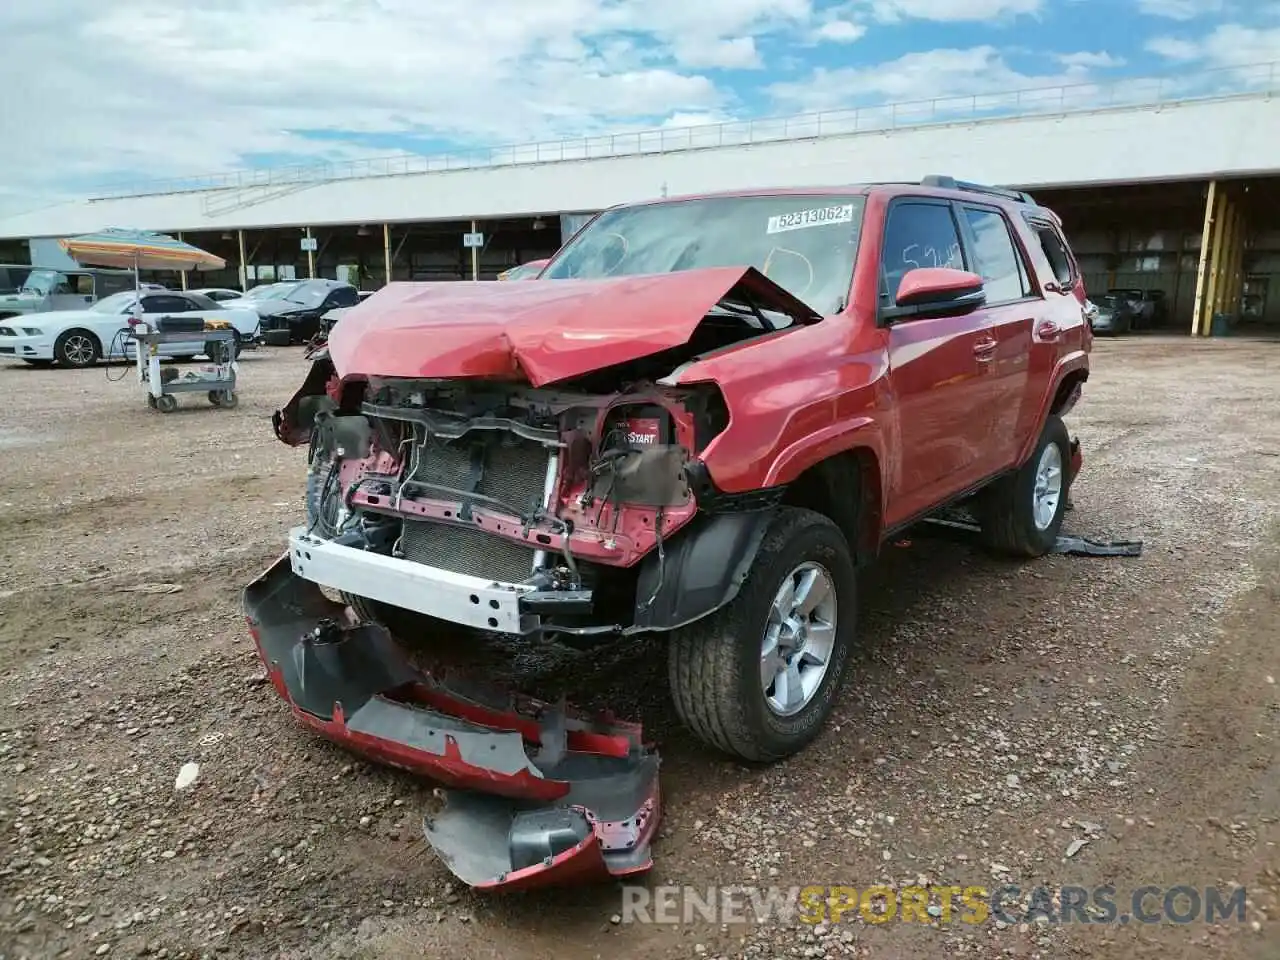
920, 175, 1036, 205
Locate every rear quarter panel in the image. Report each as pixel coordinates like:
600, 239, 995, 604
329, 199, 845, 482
1007, 208, 1091, 463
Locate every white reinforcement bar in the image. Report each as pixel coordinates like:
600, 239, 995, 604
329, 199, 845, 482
288, 526, 538, 635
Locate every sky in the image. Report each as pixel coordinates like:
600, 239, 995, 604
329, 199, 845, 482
0, 0, 1277, 218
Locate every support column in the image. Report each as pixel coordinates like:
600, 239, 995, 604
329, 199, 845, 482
1190, 181, 1220, 336
383, 223, 392, 286
1213, 200, 1237, 323
1202, 189, 1230, 336
1225, 197, 1248, 321
177, 232, 188, 290
237, 229, 247, 291
305, 226, 315, 278
470, 219, 479, 281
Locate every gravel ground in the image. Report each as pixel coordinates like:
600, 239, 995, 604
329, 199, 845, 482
0, 338, 1278, 960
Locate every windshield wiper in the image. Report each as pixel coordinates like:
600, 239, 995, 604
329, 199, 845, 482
708, 297, 793, 332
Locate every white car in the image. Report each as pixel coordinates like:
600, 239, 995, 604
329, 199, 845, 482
0, 290, 262, 368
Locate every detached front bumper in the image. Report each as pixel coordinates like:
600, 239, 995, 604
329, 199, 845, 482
243, 555, 660, 890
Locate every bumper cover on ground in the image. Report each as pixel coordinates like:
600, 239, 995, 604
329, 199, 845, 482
243, 555, 660, 890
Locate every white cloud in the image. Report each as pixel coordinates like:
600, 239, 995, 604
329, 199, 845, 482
767, 46, 1094, 113
677, 36, 762, 70
1145, 36, 1204, 60
867, 0, 1043, 23
1136, 0, 1225, 20
1146, 24, 1280, 66
1055, 51, 1127, 69
814, 20, 869, 42
1, 0, 816, 213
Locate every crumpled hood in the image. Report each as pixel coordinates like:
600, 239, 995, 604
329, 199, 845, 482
325, 266, 820, 386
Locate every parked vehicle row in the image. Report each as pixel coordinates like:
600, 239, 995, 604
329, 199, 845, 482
0, 290, 261, 368
226, 278, 364, 345
1087, 287, 1168, 335
0, 267, 137, 320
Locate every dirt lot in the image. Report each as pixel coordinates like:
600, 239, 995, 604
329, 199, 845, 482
0, 338, 1278, 960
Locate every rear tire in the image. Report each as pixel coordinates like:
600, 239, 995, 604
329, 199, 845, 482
975, 414, 1070, 557
667, 507, 857, 763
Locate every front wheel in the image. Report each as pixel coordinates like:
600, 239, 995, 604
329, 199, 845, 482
667, 507, 857, 763
975, 414, 1071, 557
53, 330, 99, 368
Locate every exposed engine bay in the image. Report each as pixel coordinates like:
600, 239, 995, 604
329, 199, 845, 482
282, 298, 799, 645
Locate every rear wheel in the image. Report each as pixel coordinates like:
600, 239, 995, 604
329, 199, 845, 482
668, 507, 857, 763
53, 329, 99, 368
975, 414, 1070, 557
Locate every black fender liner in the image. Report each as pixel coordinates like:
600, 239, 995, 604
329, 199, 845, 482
273, 351, 337, 446
630, 510, 774, 632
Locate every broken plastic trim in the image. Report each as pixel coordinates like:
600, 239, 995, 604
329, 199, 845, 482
243, 555, 660, 890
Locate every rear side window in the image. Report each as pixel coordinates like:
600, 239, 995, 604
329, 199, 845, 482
961, 206, 1031, 303
1029, 221, 1075, 287
880, 201, 966, 301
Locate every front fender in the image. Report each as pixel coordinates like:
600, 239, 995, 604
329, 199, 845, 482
762, 416, 884, 487
630, 511, 773, 632
272, 350, 336, 446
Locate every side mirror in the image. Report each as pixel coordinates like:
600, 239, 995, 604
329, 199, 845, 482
882, 267, 986, 323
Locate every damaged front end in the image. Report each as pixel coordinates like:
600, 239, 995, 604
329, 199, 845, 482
244, 560, 658, 888
248, 267, 815, 890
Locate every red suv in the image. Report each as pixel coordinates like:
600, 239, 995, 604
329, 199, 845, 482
247, 176, 1089, 885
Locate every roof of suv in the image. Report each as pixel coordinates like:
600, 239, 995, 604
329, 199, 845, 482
611, 175, 1060, 222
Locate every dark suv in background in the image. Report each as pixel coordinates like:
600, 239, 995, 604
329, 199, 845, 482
242, 279, 362, 345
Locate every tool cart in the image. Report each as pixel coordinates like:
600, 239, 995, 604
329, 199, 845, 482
129, 315, 239, 413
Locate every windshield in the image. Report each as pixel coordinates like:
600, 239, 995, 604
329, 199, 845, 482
245, 283, 291, 301
18, 269, 65, 296
501, 263, 541, 281
541, 194, 866, 315
282, 282, 331, 305
91, 291, 138, 314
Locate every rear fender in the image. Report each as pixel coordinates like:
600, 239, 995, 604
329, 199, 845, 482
1018, 353, 1089, 465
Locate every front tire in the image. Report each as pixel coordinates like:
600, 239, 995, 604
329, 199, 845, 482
668, 507, 857, 763
976, 414, 1071, 557
53, 329, 100, 368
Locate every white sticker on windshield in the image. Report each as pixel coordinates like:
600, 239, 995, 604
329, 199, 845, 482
766, 203, 855, 234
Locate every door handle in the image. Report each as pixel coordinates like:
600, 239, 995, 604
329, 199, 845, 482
972, 336, 997, 361
1036, 320, 1061, 341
